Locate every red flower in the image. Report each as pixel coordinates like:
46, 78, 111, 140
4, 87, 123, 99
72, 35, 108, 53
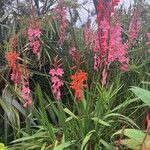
6, 51, 22, 85
6, 51, 18, 70
70, 70, 87, 101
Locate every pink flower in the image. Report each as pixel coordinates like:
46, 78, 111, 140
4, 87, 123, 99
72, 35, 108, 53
27, 21, 41, 57
28, 27, 41, 38
11, 64, 22, 85
49, 56, 64, 101
128, 9, 140, 44
30, 40, 40, 54
69, 47, 78, 62
147, 33, 150, 39
52, 0, 68, 45
146, 42, 150, 46
50, 70, 64, 100
94, 0, 129, 86
49, 69, 56, 76
56, 68, 64, 76
21, 82, 32, 108
49, 68, 64, 77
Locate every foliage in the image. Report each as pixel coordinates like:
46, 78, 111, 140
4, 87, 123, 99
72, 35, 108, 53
0, 0, 150, 149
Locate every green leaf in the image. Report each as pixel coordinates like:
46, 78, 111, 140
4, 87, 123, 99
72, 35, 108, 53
0, 143, 5, 150
104, 113, 139, 129
130, 86, 150, 107
120, 139, 140, 150
92, 117, 110, 126
100, 139, 112, 150
36, 85, 56, 142
41, 143, 47, 150
81, 130, 95, 150
53, 140, 76, 150
11, 132, 48, 143
112, 129, 145, 143
63, 108, 78, 120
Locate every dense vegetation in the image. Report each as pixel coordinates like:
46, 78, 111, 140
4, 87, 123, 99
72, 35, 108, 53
0, 0, 150, 149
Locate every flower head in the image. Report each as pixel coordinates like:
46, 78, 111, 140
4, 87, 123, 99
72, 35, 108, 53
49, 56, 64, 100
70, 70, 87, 101
6, 51, 18, 70
21, 82, 32, 108
52, 0, 68, 45
128, 8, 140, 44
11, 64, 22, 85
27, 19, 41, 57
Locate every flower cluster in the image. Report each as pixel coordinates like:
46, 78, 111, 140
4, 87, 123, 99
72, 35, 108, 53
49, 57, 64, 100
70, 70, 87, 101
6, 51, 22, 85
83, 25, 96, 51
11, 64, 22, 85
83, 25, 101, 71
129, 8, 140, 44
21, 81, 32, 108
52, 0, 68, 45
109, 23, 129, 72
95, 0, 128, 85
6, 51, 18, 70
27, 20, 41, 58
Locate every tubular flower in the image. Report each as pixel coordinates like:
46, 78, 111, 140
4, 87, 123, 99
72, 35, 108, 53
49, 68, 64, 100
21, 81, 32, 108
70, 70, 87, 101
52, 0, 68, 45
83, 25, 101, 71
129, 8, 140, 44
6, 51, 22, 85
6, 51, 18, 70
11, 64, 22, 85
27, 20, 41, 58
83, 25, 96, 51
95, 0, 129, 86
49, 56, 64, 101
109, 23, 129, 72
